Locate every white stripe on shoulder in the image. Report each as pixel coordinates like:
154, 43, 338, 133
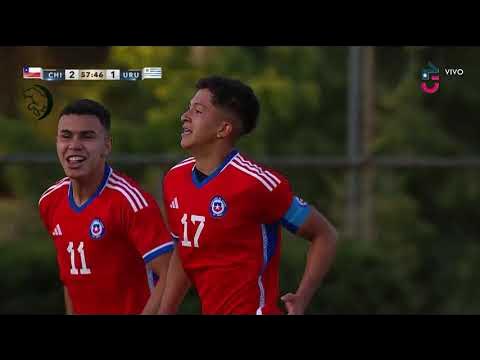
170, 158, 196, 171
56, 177, 70, 185
111, 172, 148, 207
230, 161, 274, 191
234, 157, 278, 188
180, 157, 195, 164
237, 154, 281, 185
108, 178, 144, 210
218, 152, 239, 174
105, 183, 139, 212
38, 179, 70, 205
40, 177, 69, 197
264, 170, 281, 184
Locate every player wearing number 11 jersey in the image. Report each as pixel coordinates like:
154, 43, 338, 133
38, 99, 173, 314
160, 76, 338, 315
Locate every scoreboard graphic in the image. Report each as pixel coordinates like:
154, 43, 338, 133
23, 66, 163, 81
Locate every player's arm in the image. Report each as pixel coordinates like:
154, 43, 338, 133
64, 286, 73, 315
141, 252, 172, 315
125, 189, 175, 314
281, 205, 337, 315
158, 246, 191, 314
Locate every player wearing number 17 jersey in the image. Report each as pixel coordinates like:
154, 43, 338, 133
38, 99, 173, 314
160, 76, 338, 315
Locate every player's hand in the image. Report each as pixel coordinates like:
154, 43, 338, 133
280, 292, 307, 315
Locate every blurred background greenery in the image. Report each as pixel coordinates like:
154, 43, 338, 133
1, 46, 479, 314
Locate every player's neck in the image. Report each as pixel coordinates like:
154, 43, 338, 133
70, 165, 106, 206
193, 145, 234, 176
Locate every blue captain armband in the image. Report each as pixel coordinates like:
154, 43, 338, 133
281, 196, 312, 234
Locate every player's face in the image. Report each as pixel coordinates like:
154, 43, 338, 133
180, 89, 227, 150
56, 114, 112, 181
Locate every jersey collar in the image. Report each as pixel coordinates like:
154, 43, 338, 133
192, 149, 238, 189
68, 163, 112, 213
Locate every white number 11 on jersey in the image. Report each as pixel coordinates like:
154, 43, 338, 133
67, 241, 91, 275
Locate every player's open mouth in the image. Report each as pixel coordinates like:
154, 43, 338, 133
181, 128, 192, 136
66, 155, 87, 165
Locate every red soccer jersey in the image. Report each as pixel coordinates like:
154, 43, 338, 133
38, 164, 174, 314
163, 150, 311, 315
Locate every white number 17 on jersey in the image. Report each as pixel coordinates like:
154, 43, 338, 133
181, 213, 205, 248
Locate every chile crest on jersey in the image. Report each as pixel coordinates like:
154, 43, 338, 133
89, 218, 105, 240
209, 195, 227, 218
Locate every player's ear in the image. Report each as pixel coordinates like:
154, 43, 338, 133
104, 133, 112, 157
216, 120, 234, 139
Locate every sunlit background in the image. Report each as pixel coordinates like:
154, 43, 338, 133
1, 46, 479, 313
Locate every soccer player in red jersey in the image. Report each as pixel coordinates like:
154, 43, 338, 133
38, 99, 173, 314
160, 76, 337, 315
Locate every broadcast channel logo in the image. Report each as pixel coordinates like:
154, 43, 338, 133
421, 62, 440, 94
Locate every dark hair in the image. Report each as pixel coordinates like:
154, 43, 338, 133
59, 99, 111, 132
196, 76, 260, 135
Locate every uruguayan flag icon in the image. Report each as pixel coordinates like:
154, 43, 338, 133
142, 67, 163, 79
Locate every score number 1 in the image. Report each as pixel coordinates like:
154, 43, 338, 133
106, 69, 120, 80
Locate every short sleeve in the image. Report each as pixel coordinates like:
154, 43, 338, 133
162, 174, 180, 243
255, 170, 312, 233
256, 170, 294, 224
126, 192, 174, 263
38, 196, 51, 233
